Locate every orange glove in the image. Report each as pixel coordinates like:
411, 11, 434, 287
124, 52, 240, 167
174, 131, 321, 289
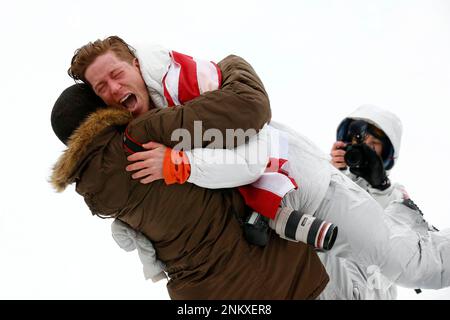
163, 148, 191, 185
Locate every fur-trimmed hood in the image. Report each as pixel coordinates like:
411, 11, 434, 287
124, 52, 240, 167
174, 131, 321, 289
51, 108, 132, 192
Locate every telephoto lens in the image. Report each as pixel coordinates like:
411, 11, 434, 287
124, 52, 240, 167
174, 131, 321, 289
271, 208, 338, 251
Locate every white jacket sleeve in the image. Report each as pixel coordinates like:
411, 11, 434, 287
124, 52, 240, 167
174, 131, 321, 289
111, 219, 167, 283
383, 201, 450, 289
185, 125, 270, 189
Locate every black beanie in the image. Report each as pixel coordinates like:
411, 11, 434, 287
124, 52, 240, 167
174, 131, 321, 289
51, 83, 106, 145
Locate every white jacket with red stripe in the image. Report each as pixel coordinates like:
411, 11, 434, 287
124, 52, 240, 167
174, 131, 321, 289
184, 121, 333, 216
133, 44, 331, 216
134, 44, 221, 109
134, 44, 271, 188
134, 44, 171, 108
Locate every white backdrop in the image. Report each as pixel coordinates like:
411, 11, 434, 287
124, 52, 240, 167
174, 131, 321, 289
1, 0, 450, 300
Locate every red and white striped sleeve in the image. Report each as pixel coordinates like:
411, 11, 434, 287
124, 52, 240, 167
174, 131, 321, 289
162, 51, 222, 107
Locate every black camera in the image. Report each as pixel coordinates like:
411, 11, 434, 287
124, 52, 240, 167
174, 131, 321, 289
343, 140, 391, 190
344, 143, 369, 169
244, 212, 270, 247
337, 119, 392, 190
341, 120, 369, 169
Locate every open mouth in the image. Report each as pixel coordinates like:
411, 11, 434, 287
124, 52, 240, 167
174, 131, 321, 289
120, 93, 137, 111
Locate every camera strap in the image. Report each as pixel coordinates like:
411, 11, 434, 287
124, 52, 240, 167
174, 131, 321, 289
122, 127, 145, 154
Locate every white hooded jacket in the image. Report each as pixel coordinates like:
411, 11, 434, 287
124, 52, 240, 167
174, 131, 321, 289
338, 105, 435, 227
338, 104, 404, 208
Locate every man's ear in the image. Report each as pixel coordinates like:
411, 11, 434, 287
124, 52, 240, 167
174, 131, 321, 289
133, 58, 140, 69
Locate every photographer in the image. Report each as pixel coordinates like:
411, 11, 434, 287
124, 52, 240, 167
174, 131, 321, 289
331, 105, 404, 209
324, 104, 438, 299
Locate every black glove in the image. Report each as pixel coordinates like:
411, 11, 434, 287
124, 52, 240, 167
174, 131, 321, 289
348, 144, 391, 190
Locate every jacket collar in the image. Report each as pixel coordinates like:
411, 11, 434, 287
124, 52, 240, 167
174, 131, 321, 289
50, 107, 132, 192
